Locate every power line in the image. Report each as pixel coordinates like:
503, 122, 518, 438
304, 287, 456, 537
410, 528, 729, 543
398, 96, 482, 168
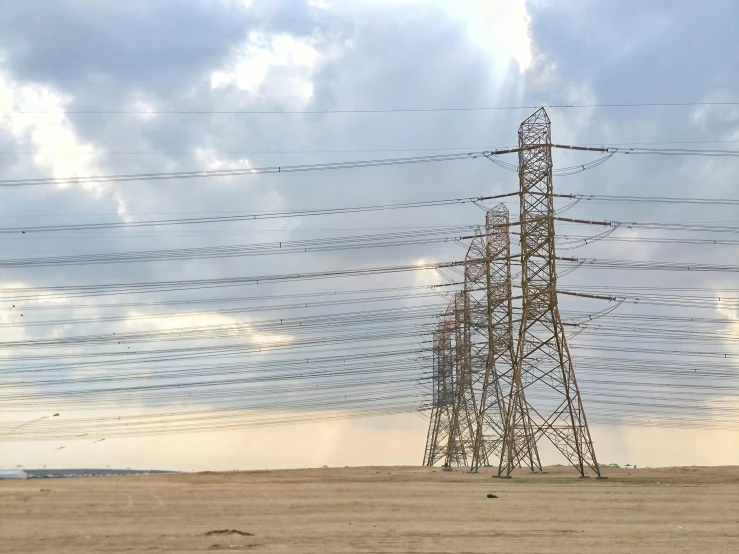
0, 146, 513, 156
0, 192, 733, 221
5, 107, 739, 448
3, 139, 739, 157
2, 144, 737, 189
3, 101, 738, 115
0, 227, 473, 268
0, 151, 490, 187
0, 194, 516, 234
0, 260, 463, 302
556, 193, 739, 206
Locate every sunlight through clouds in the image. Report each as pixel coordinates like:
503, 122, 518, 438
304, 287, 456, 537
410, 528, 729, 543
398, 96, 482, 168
119, 310, 294, 347
210, 32, 320, 103
376, 0, 532, 72
442, 0, 532, 72
0, 67, 100, 185
194, 148, 251, 171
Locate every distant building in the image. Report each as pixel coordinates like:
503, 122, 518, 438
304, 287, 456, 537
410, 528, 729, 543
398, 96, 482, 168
0, 470, 28, 479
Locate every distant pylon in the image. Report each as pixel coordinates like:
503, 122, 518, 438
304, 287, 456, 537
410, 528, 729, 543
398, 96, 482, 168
463, 223, 496, 470
443, 293, 477, 467
423, 300, 469, 466
498, 108, 601, 477
422, 324, 455, 466
470, 204, 542, 472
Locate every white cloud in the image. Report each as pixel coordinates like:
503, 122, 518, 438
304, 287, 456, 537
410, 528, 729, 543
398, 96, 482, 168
0, 283, 33, 348
114, 191, 133, 223
0, 65, 101, 185
120, 310, 294, 347
449, 0, 532, 72
206, 0, 254, 8
125, 93, 159, 121
379, 0, 532, 72
194, 148, 251, 171
715, 302, 739, 360
210, 32, 320, 103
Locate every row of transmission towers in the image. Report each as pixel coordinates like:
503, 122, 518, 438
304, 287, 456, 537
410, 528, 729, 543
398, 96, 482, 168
422, 108, 602, 478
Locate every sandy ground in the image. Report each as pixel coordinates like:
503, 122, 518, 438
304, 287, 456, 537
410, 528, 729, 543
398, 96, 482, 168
1, 465, 738, 553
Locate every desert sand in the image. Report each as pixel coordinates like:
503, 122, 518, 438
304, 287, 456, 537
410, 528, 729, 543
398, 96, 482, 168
1, 465, 738, 553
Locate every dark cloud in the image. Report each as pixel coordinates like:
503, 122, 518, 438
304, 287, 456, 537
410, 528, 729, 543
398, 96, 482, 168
528, 0, 739, 100
0, 0, 251, 99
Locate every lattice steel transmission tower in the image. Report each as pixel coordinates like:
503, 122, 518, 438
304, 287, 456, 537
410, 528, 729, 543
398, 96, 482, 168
469, 205, 542, 473
498, 108, 601, 477
462, 221, 497, 470
423, 298, 471, 467
423, 206, 542, 471
456, 228, 499, 469
423, 323, 456, 466
443, 293, 477, 468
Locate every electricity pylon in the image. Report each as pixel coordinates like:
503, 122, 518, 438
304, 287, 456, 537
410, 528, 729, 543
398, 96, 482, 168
498, 108, 601, 477
469, 204, 541, 472
423, 299, 470, 467
443, 293, 477, 468
463, 222, 497, 470
423, 206, 540, 471
422, 324, 455, 466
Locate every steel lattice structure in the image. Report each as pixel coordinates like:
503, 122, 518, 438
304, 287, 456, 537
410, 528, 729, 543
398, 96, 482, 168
423, 298, 471, 467
470, 205, 542, 472
423, 109, 600, 476
424, 206, 542, 471
422, 321, 456, 466
443, 293, 477, 467
498, 108, 601, 477
462, 222, 497, 470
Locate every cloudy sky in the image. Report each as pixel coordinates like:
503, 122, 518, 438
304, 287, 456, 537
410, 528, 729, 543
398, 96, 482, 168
0, 0, 737, 471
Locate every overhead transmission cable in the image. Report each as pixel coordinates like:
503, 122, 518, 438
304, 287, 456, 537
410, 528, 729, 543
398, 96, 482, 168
2, 144, 737, 188
4, 101, 739, 115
